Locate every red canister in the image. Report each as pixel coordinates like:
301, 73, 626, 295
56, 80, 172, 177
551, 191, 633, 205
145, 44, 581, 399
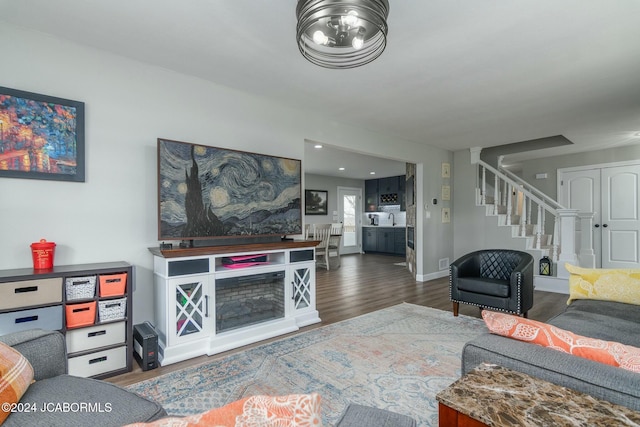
30, 239, 56, 270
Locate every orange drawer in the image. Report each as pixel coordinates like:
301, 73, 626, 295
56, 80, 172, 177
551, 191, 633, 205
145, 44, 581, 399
65, 301, 96, 328
98, 273, 127, 297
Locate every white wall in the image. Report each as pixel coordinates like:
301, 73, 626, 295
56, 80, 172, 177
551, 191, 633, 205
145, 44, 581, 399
452, 150, 484, 260
1, 24, 454, 323
420, 153, 455, 278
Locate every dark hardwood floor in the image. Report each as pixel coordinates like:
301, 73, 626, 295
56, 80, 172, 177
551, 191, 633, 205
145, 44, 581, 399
108, 253, 569, 387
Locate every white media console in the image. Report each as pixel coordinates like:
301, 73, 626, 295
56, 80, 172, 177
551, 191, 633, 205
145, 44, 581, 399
150, 240, 320, 365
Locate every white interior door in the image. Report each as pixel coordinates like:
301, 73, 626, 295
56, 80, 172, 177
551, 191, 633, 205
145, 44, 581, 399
337, 187, 361, 255
560, 163, 640, 268
600, 165, 640, 268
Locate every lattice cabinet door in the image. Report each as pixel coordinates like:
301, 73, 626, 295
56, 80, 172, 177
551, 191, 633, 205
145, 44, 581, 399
168, 275, 211, 345
290, 262, 316, 314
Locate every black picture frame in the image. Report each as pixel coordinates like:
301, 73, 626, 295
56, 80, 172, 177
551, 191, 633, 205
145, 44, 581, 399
0, 86, 85, 182
305, 189, 328, 215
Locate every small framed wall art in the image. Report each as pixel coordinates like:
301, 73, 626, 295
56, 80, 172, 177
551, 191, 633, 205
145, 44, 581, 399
441, 162, 450, 178
305, 189, 328, 215
0, 86, 85, 182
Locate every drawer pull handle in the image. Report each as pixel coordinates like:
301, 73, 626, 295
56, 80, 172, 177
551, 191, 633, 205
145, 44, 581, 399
105, 278, 122, 283
15, 286, 38, 293
104, 303, 121, 309
88, 330, 106, 337
89, 356, 107, 364
15, 315, 38, 324
71, 280, 90, 285
72, 307, 91, 313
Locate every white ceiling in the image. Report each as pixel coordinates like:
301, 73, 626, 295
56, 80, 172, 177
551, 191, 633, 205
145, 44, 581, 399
304, 140, 407, 180
3, 0, 640, 178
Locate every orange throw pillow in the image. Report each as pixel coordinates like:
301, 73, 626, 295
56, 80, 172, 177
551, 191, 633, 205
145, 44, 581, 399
124, 392, 322, 427
482, 310, 640, 373
0, 342, 34, 424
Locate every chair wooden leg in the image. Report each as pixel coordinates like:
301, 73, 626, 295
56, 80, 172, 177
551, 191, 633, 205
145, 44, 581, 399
523, 311, 528, 318
452, 302, 459, 317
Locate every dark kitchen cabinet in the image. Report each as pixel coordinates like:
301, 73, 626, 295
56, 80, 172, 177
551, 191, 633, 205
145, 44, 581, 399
378, 228, 395, 253
365, 180, 379, 212
366, 175, 405, 209
378, 176, 399, 194
362, 227, 406, 256
394, 228, 406, 256
363, 228, 378, 252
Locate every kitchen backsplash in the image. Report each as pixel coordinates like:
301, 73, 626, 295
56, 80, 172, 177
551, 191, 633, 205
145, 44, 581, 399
364, 209, 406, 227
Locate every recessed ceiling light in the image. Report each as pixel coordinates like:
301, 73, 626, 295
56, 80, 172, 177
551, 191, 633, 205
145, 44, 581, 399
314, 144, 323, 149
370, 172, 376, 175
338, 167, 345, 171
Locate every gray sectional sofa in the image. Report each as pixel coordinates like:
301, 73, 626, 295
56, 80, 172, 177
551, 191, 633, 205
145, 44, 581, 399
0, 329, 166, 427
462, 299, 640, 411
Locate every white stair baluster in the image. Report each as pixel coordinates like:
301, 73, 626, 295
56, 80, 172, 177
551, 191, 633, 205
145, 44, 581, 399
536, 205, 543, 249
481, 166, 486, 205
552, 214, 560, 263
494, 174, 499, 215
506, 183, 513, 225
502, 179, 507, 208
520, 195, 527, 237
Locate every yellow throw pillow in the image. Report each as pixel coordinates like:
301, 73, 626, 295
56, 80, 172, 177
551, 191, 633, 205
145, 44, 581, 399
566, 263, 640, 305
0, 342, 35, 424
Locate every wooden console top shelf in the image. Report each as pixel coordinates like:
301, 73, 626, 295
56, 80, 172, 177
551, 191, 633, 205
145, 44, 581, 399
149, 239, 320, 258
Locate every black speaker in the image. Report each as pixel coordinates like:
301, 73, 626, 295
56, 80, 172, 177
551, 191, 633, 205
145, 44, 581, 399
133, 322, 158, 371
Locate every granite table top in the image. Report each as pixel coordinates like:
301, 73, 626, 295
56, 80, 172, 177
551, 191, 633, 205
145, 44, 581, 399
436, 363, 640, 427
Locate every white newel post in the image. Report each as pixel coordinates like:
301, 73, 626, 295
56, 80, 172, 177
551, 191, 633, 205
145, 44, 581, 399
556, 209, 580, 278
578, 212, 596, 268
470, 147, 482, 164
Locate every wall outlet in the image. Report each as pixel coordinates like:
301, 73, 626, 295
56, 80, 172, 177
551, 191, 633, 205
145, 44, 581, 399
439, 258, 450, 270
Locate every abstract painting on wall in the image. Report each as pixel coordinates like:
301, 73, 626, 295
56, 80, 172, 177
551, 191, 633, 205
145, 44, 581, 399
0, 86, 85, 182
157, 138, 302, 241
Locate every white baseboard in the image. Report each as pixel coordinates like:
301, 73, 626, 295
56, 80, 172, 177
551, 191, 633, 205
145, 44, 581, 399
534, 275, 569, 294
417, 269, 449, 282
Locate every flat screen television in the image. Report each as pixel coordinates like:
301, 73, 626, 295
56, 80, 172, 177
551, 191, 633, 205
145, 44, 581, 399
157, 138, 302, 244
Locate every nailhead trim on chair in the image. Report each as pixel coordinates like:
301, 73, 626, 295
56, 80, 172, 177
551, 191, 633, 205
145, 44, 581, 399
449, 255, 526, 316
516, 272, 522, 314
449, 298, 521, 315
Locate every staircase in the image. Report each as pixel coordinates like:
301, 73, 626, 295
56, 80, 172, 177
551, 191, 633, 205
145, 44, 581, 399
470, 148, 596, 293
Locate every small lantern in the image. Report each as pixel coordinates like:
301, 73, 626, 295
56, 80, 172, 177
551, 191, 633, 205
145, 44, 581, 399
539, 256, 552, 276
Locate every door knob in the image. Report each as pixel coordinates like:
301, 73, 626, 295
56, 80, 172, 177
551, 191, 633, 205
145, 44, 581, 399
603, 224, 608, 228
595, 224, 600, 228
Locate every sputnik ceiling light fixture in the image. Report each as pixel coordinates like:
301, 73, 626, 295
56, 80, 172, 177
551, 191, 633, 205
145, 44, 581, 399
296, 0, 390, 69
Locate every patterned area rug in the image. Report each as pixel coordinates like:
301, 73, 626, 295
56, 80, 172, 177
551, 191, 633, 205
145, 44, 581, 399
127, 303, 487, 426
